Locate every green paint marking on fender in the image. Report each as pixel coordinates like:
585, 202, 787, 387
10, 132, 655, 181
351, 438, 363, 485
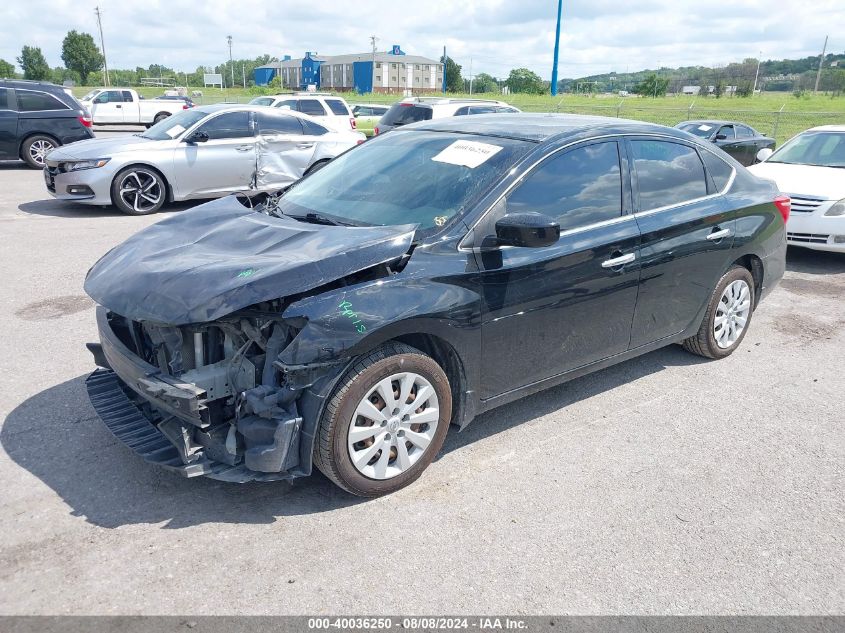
236, 268, 256, 279
339, 300, 367, 334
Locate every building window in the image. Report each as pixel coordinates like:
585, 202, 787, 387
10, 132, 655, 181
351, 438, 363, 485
391, 76, 397, 82
391, 63, 397, 69
375, 75, 381, 82
375, 62, 381, 68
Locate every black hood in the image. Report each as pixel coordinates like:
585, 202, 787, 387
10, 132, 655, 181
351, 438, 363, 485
84, 197, 416, 325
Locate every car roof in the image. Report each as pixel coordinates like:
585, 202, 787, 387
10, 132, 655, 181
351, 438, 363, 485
351, 103, 388, 108
0, 79, 66, 92
408, 112, 679, 143
679, 120, 748, 127
806, 125, 845, 132
402, 97, 507, 106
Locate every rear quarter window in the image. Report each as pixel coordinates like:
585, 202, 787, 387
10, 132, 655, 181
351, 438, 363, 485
301, 119, 328, 136
325, 99, 350, 115
0, 88, 8, 110
700, 150, 734, 192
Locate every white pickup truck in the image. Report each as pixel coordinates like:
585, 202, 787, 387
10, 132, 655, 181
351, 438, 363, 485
79, 88, 187, 126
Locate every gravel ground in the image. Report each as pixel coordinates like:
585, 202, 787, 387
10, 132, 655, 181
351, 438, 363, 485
0, 135, 842, 615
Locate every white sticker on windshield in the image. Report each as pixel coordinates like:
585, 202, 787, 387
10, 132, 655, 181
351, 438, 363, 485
166, 124, 186, 138
697, 124, 713, 132
432, 140, 503, 168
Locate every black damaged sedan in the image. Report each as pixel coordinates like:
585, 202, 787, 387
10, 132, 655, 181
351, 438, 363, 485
84, 114, 788, 496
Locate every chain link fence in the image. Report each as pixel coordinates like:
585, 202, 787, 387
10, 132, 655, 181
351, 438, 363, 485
520, 102, 844, 145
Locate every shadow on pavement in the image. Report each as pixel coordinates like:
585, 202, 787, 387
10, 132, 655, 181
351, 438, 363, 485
3, 344, 704, 529
785, 246, 845, 275
18, 199, 198, 219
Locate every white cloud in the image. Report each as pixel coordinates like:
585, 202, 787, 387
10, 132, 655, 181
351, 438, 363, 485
0, 0, 840, 79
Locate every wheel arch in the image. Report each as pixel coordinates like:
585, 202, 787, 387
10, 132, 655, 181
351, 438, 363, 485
153, 111, 172, 122
731, 254, 764, 307
18, 132, 61, 160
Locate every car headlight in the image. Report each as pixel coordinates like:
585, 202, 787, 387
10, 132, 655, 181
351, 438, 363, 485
63, 159, 111, 172
824, 199, 845, 217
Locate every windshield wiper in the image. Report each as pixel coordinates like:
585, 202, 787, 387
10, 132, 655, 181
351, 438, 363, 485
287, 212, 354, 226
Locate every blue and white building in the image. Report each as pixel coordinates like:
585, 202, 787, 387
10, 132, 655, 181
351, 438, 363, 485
254, 45, 443, 94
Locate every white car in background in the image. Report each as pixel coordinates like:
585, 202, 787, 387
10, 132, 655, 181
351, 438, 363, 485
749, 125, 845, 253
44, 104, 365, 215
247, 93, 357, 132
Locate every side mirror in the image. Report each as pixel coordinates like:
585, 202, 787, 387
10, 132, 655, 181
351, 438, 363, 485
714, 134, 728, 141
185, 131, 209, 144
495, 212, 560, 248
756, 148, 774, 162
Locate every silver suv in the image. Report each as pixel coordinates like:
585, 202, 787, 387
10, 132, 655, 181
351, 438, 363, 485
374, 97, 519, 135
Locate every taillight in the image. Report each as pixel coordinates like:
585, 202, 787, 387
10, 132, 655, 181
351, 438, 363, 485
774, 194, 791, 224
350, 117, 356, 129
182, 104, 189, 110
356, 139, 365, 145
77, 115, 92, 128
374, 126, 379, 135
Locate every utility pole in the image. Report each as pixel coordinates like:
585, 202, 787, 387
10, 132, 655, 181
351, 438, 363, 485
550, 0, 563, 96
442, 46, 447, 94
227, 35, 234, 89
469, 57, 473, 94
94, 6, 110, 86
752, 51, 762, 94
242, 64, 246, 88
814, 35, 828, 93
370, 35, 378, 93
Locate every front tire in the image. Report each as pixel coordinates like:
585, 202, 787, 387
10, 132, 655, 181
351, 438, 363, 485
153, 112, 170, 125
682, 266, 755, 359
110, 166, 167, 215
21, 135, 58, 169
314, 342, 452, 497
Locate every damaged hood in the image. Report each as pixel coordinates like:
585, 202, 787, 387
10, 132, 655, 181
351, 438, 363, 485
84, 196, 416, 324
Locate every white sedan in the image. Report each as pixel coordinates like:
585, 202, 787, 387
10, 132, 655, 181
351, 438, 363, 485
749, 125, 845, 253
44, 104, 365, 215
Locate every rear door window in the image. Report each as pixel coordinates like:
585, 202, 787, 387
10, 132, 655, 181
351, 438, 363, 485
735, 125, 754, 138
255, 111, 303, 135
16, 90, 69, 112
298, 99, 327, 116
0, 88, 8, 110
121, 91, 134, 102
325, 99, 350, 115
630, 140, 708, 210
506, 141, 623, 232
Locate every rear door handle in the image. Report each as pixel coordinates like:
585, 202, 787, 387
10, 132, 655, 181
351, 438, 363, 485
297, 142, 315, 149
235, 145, 253, 152
115, 104, 121, 108
601, 252, 636, 268
707, 227, 732, 241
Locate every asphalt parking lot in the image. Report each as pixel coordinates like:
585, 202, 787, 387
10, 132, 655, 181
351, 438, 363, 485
0, 129, 843, 615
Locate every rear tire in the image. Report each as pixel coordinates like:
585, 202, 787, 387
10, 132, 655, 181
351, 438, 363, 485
153, 113, 170, 125
21, 135, 58, 169
110, 166, 167, 215
682, 266, 755, 359
314, 342, 452, 497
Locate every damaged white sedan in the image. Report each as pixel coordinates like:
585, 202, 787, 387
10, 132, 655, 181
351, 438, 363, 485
44, 104, 365, 215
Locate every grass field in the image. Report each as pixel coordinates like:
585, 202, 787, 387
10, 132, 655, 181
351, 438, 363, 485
73, 86, 844, 144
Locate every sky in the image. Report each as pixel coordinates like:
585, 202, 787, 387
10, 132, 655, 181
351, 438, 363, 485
1, 0, 842, 80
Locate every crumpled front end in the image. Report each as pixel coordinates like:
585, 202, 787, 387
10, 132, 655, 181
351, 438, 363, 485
86, 304, 332, 482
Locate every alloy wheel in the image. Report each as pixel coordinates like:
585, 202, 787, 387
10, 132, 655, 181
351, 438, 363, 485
118, 170, 163, 213
714, 279, 751, 349
28, 139, 55, 166
347, 372, 440, 480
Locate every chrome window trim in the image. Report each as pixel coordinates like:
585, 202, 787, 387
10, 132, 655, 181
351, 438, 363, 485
459, 131, 730, 252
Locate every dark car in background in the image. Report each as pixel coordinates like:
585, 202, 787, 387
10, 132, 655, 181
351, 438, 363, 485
0, 79, 94, 168
676, 120, 775, 166
156, 94, 196, 108
83, 114, 787, 497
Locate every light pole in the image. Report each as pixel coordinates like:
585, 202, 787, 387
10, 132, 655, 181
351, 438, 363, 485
227, 35, 234, 89
752, 52, 762, 94
550, 0, 563, 96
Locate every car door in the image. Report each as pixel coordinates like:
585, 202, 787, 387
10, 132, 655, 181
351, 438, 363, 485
254, 110, 316, 190
120, 90, 136, 123
0, 87, 17, 159
627, 137, 736, 348
476, 139, 642, 399
173, 110, 256, 198
712, 124, 746, 163
89, 90, 125, 123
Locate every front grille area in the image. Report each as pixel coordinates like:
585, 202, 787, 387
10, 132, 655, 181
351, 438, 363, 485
789, 195, 826, 214
787, 232, 830, 244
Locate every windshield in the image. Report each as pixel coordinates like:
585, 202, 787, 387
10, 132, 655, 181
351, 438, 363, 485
767, 131, 845, 167
678, 123, 716, 138
141, 109, 210, 140
249, 97, 275, 106
80, 90, 101, 102
275, 130, 533, 237
380, 103, 433, 127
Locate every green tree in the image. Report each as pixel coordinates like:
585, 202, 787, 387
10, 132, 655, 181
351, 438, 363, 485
0, 58, 15, 78
633, 73, 669, 97
17, 45, 50, 80
506, 67, 544, 94
61, 31, 103, 85
440, 55, 463, 92
472, 72, 499, 93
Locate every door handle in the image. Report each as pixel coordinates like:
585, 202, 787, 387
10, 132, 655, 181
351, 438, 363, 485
296, 142, 315, 149
235, 145, 253, 152
601, 252, 636, 269
707, 227, 732, 241
116, 105, 121, 108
